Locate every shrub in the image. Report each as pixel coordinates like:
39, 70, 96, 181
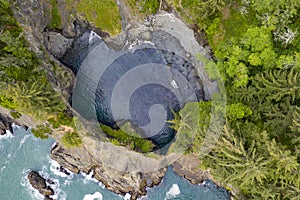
61, 132, 82, 147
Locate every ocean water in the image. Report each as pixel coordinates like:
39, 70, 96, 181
0, 125, 230, 200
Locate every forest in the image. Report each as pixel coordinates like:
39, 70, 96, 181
167, 0, 300, 199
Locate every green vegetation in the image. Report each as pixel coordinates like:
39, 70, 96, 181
66, 0, 122, 36
10, 110, 21, 119
201, 124, 300, 199
127, 0, 160, 14
61, 132, 82, 147
100, 124, 154, 153
0, 0, 78, 141
47, 111, 74, 129
49, 0, 62, 29
1, 0, 299, 197
169, 0, 230, 29
168, 0, 300, 199
31, 124, 52, 139
0, 1, 65, 119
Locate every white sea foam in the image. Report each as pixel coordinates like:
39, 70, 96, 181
50, 159, 74, 179
137, 195, 147, 200
41, 165, 68, 200
80, 170, 105, 188
18, 134, 30, 149
165, 184, 180, 199
64, 180, 72, 186
89, 31, 102, 43
0, 166, 6, 173
128, 39, 155, 53
124, 193, 131, 200
21, 165, 66, 200
0, 130, 14, 140
83, 191, 103, 200
51, 142, 58, 149
40, 165, 61, 200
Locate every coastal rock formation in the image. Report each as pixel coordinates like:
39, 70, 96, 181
27, 171, 54, 200
50, 142, 213, 199
172, 154, 211, 184
0, 111, 28, 135
0, 113, 15, 135
51, 142, 166, 199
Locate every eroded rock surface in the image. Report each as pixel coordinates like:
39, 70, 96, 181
50, 143, 166, 199
0, 109, 29, 134
27, 171, 54, 200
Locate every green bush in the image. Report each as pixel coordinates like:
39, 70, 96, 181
49, 0, 62, 29
0, 96, 16, 110
10, 110, 22, 119
100, 124, 154, 153
61, 132, 82, 147
31, 125, 52, 139
66, 0, 122, 35
48, 111, 73, 129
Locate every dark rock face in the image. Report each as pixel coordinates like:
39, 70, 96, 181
0, 113, 21, 135
0, 114, 13, 135
57, 31, 102, 74
27, 171, 54, 199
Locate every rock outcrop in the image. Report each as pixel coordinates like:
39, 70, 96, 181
27, 171, 54, 200
172, 154, 211, 184
50, 141, 213, 199
0, 113, 16, 135
0, 110, 29, 135
51, 141, 166, 199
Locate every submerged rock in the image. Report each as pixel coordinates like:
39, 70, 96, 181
27, 171, 54, 199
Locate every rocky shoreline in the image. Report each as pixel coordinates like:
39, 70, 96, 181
50, 142, 213, 199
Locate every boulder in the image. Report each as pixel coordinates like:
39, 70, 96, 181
140, 31, 153, 41
27, 171, 54, 199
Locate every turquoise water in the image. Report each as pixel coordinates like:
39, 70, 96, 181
0, 126, 230, 200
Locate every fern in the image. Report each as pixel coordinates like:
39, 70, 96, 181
254, 68, 300, 103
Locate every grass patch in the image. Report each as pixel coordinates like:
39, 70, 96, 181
127, 0, 159, 15
100, 124, 154, 153
10, 110, 22, 119
47, 111, 74, 129
31, 124, 52, 139
66, 0, 122, 36
49, 0, 62, 29
61, 132, 82, 147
